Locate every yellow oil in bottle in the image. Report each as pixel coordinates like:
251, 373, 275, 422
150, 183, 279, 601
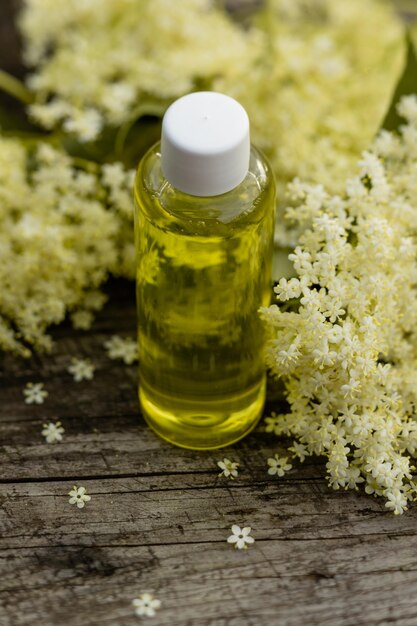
134, 142, 275, 449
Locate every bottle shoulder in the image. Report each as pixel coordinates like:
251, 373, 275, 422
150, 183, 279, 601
134, 141, 275, 230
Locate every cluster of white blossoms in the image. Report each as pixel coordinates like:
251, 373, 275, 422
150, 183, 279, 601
0, 140, 134, 355
218, 0, 403, 204
20, 0, 259, 138
260, 96, 417, 514
19, 0, 402, 197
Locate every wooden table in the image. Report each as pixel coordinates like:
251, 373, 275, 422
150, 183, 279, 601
1, 279, 416, 626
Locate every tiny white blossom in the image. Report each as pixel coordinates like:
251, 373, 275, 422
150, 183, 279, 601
29, 99, 71, 129
83, 291, 107, 311
289, 441, 308, 462
71, 310, 94, 330
341, 378, 361, 399
23, 382, 48, 404
384, 489, 408, 515
274, 277, 305, 301
104, 335, 138, 364
373, 129, 400, 159
365, 478, 383, 496
63, 108, 103, 142
345, 466, 365, 489
267, 455, 292, 477
67, 357, 95, 382
264, 412, 281, 435
227, 525, 254, 550
217, 458, 239, 479
102, 82, 135, 122
346, 176, 367, 198
276, 339, 302, 370
68, 485, 91, 509
132, 593, 161, 618
397, 94, 417, 125
102, 163, 127, 189
42, 421, 64, 443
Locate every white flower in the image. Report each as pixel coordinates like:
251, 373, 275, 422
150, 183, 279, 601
132, 593, 161, 618
288, 441, 308, 462
102, 163, 127, 189
42, 421, 64, 443
63, 108, 103, 142
23, 382, 48, 404
274, 277, 305, 301
217, 458, 239, 479
102, 82, 136, 121
104, 335, 138, 364
264, 412, 281, 435
67, 357, 95, 382
373, 129, 401, 159
322, 298, 346, 323
341, 378, 361, 399
83, 291, 107, 311
397, 94, 417, 125
384, 489, 408, 516
68, 485, 91, 509
267, 455, 292, 477
71, 311, 94, 330
29, 99, 71, 129
74, 171, 96, 195
227, 525, 255, 550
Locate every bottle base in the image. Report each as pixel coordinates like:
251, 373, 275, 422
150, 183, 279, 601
138, 377, 266, 450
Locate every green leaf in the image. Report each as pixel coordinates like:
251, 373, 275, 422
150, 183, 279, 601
57, 116, 163, 170
119, 117, 162, 168
59, 125, 120, 164
114, 99, 168, 159
381, 31, 417, 132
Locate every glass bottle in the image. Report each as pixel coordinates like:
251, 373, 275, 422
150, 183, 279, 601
134, 92, 275, 449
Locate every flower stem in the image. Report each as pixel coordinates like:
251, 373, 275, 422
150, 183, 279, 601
71, 156, 100, 173
0, 70, 34, 105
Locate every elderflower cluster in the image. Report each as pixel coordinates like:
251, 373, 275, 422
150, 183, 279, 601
20, 0, 259, 139
0, 140, 134, 356
260, 96, 417, 514
218, 0, 403, 251
20, 0, 402, 200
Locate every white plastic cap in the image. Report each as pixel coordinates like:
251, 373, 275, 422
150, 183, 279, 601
161, 91, 250, 197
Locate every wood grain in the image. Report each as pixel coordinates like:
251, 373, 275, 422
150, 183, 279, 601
1, 279, 417, 626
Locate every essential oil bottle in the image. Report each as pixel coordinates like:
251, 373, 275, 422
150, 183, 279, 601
134, 91, 276, 450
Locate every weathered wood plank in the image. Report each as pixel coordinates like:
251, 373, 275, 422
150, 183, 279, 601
0, 411, 318, 482
1, 538, 417, 626
1, 475, 416, 551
